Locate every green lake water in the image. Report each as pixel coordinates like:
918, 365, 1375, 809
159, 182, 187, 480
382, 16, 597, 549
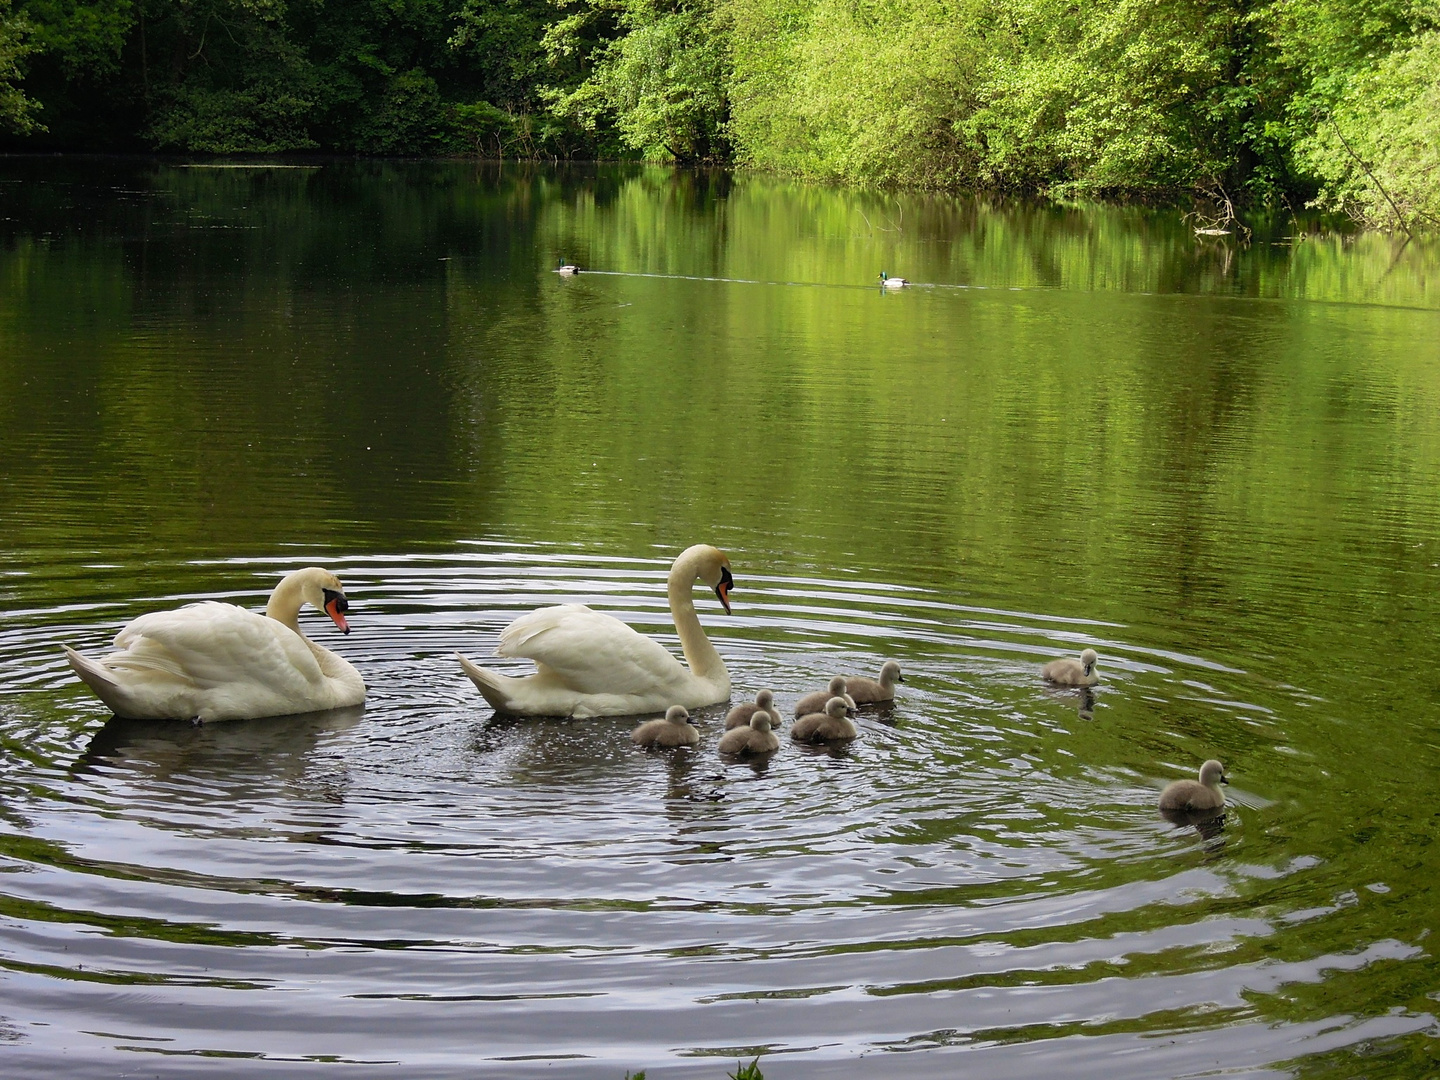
2, 158, 1440, 1077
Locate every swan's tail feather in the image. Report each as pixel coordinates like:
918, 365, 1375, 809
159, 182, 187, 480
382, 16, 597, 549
457, 653, 516, 713
63, 645, 126, 712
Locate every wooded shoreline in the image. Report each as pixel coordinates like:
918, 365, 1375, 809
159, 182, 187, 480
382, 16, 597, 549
1, 0, 1436, 233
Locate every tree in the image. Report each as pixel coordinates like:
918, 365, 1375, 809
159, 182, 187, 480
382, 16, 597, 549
0, 0, 41, 133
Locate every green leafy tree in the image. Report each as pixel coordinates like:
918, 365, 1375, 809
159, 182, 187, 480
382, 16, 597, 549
0, 0, 42, 133
545, 0, 728, 162
727, 0, 986, 183
1295, 29, 1440, 229
141, 0, 319, 152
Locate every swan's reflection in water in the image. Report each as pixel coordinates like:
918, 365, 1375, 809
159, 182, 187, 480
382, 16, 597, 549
858, 701, 900, 726
72, 705, 366, 805
1160, 805, 1229, 849
1043, 685, 1098, 721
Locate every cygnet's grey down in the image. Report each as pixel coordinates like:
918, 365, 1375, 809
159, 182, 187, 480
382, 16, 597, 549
791, 696, 858, 743
631, 705, 700, 748
1158, 759, 1228, 811
1042, 648, 1100, 686
845, 660, 904, 704
725, 689, 779, 731
717, 712, 780, 755
794, 676, 857, 718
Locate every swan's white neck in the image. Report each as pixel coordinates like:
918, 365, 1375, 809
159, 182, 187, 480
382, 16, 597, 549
264, 572, 313, 635
667, 548, 725, 683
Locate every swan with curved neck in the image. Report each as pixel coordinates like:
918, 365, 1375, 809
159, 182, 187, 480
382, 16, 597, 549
63, 567, 366, 722
457, 544, 734, 717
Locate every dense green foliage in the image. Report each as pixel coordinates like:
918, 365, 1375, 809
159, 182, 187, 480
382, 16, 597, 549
0, 0, 41, 133
0, 0, 1436, 228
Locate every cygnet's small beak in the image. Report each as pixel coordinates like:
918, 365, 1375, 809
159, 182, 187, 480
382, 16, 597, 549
1221, 775, 1230, 785
323, 590, 351, 635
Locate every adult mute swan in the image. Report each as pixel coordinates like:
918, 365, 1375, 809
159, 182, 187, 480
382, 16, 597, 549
457, 544, 734, 718
63, 567, 366, 722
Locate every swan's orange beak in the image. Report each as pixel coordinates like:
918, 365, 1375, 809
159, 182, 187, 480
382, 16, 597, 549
715, 567, 734, 615
323, 590, 351, 635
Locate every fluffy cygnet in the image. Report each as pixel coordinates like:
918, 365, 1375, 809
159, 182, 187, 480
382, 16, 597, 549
717, 711, 780, 755
631, 705, 700, 748
791, 696, 858, 743
845, 661, 904, 704
794, 676, 857, 718
725, 689, 779, 731
1158, 759, 1228, 811
1042, 648, 1100, 686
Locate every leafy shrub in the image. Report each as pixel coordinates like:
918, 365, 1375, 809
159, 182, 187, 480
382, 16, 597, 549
1294, 29, 1440, 230
0, 0, 41, 132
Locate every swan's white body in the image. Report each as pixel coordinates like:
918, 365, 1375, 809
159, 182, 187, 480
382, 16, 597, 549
63, 568, 365, 722
458, 544, 734, 718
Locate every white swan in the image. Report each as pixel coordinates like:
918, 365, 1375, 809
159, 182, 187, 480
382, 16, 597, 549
457, 544, 734, 717
63, 567, 366, 722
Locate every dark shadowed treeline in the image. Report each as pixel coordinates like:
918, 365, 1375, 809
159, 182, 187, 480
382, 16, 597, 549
0, 0, 1436, 229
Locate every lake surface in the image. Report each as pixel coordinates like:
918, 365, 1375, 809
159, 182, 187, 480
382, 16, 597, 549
2, 158, 1440, 1078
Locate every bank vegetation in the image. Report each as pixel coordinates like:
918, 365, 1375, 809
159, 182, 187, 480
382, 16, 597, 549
0, 0, 1436, 231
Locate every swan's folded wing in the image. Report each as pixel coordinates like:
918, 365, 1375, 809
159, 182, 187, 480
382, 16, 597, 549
495, 604, 685, 694
111, 602, 326, 690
